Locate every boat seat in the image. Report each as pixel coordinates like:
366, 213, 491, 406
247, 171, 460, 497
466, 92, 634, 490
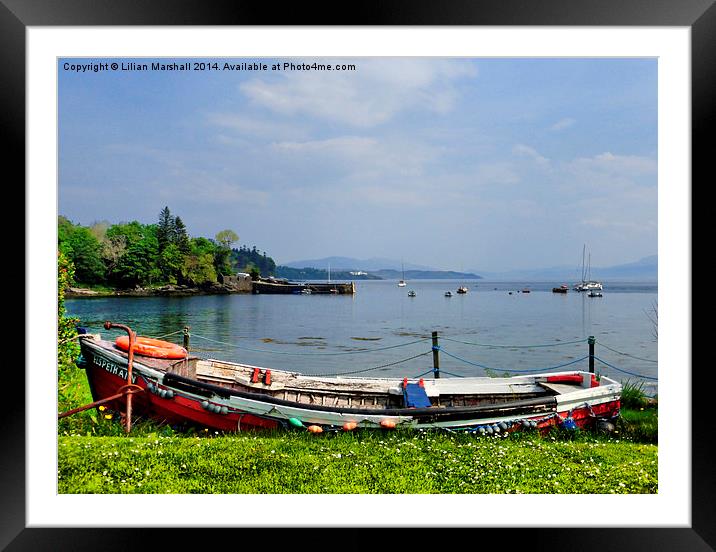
403, 383, 432, 408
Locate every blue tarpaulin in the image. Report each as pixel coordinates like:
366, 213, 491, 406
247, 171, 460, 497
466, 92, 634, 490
403, 383, 432, 408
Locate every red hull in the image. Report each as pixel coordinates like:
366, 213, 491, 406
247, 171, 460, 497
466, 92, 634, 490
85, 363, 279, 432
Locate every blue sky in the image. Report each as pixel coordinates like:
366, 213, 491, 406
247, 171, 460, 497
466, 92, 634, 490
58, 57, 657, 272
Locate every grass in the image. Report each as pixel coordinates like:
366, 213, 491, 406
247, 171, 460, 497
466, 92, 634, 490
58, 428, 657, 494
58, 363, 658, 494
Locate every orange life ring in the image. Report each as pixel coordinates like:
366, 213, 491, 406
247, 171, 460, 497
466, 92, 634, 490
115, 336, 188, 359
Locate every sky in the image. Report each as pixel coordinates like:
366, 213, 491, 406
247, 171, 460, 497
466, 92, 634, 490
58, 57, 657, 272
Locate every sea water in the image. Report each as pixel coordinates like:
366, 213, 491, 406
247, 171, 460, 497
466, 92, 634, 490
66, 279, 658, 391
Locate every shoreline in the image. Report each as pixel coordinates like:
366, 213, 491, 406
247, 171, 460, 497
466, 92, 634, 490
65, 283, 250, 298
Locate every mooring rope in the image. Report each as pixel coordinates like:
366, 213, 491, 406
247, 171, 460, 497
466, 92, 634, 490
592, 355, 659, 381
439, 348, 591, 374
314, 351, 433, 377
190, 332, 430, 356
594, 340, 658, 363
440, 336, 588, 349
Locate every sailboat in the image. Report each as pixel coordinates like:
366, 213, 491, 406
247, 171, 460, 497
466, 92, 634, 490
398, 261, 407, 287
574, 245, 603, 292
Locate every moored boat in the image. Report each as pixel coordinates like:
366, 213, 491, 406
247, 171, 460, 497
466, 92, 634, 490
456, 286, 468, 294
552, 285, 569, 294
74, 323, 622, 434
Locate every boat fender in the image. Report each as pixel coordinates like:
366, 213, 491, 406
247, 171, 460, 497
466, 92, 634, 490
263, 370, 272, 386
251, 368, 260, 384
201, 400, 209, 410
288, 417, 304, 428
220, 406, 228, 415
402, 378, 408, 388
477, 427, 486, 436
498, 422, 508, 432
418, 378, 425, 388
380, 420, 397, 429
491, 424, 501, 434
560, 417, 578, 430
343, 422, 358, 431
307, 425, 323, 434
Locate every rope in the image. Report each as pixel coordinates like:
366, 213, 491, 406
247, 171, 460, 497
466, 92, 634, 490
191, 333, 430, 356
149, 328, 186, 340
412, 369, 435, 379
58, 334, 83, 346
440, 349, 591, 374
436, 370, 465, 378
593, 355, 658, 381
316, 351, 432, 377
595, 340, 658, 363
441, 336, 588, 349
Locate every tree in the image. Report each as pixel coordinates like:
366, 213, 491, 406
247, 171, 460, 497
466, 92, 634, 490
157, 206, 174, 253
215, 229, 239, 249
173, 216, 190, 254
59, 222, 106, 285
214, 229, 239, 276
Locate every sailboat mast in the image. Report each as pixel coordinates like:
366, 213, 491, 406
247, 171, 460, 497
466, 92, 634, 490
581, 244, 586, 283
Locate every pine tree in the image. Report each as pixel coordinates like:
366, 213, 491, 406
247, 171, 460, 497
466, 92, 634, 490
157, 206, 174, 253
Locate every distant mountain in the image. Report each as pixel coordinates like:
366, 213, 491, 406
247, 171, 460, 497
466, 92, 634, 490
373, 269, 482, 280
471, 255, 657, 281
281, 256, 437, 271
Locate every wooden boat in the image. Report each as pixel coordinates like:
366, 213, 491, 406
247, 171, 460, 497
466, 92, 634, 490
76, 326, 622, 433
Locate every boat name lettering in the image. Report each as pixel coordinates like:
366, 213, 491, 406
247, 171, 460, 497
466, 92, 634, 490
94, 355, 137, 383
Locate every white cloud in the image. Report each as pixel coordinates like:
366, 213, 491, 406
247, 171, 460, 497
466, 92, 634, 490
569, 152, 657, 176
512, 144, 551, 168
550, 118, 576, 131
239, 58, 477, 127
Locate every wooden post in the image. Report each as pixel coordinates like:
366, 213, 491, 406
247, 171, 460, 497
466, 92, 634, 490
588, 335, 595, 374
431, 331, 440, 379
183, 326, 190, 351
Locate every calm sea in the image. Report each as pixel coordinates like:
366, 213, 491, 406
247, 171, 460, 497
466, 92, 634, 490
66, 279, 658, 392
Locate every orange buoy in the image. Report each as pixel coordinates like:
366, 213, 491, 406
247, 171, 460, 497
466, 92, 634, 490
380, 420, 397, 429
115, 336, 188, 359
343, 422, 358, 431
307, 425, 323, 434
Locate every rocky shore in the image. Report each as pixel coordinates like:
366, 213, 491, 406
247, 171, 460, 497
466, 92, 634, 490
65, 282, 251, 298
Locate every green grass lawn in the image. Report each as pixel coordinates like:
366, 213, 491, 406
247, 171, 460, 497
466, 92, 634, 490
58, 364, 658, 494
58, 421, 657, 494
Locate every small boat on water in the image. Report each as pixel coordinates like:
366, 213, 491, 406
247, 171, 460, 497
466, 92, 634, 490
444, 291, 453, 297
552, 285, 569, 294
408, 290, 416, 297
398, 261, 407, 287
574, 245, 603, 292
522, 288, 531, 294
74, 323, 622, 434
456, 286, 468, 294
588, 291, 603, 297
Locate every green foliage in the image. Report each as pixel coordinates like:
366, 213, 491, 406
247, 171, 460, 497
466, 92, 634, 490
58, 417, 657, 494
620, 379, 650, 409
215, 229, 239, 249
58, 212, 275, 290
58, 251, 85, 431
232, 245, 276, 277
58, 219, 106, 284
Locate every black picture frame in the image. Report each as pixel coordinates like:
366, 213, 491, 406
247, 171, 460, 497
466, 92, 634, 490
7, 1, 706, 550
